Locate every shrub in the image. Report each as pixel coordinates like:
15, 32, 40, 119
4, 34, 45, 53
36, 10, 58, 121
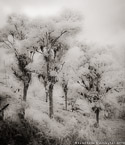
0, 119, 39, 145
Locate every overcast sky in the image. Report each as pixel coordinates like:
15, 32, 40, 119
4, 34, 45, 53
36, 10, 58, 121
0, 0, 125, 65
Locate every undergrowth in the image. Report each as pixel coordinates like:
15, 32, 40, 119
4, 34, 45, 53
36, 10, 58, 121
0, 118, 88, 145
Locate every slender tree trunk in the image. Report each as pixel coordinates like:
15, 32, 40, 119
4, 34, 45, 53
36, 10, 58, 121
64, 91, 67, 110
0, 111, 4, 121
46, 46, 55, 118
49, 83, 54, 118
23, 82, 29, 102
44, 83, 48, 102
96, 108, 100, 124
63, 84, 68, 110
45, 89, 48, 102
46, 56, 54, 118
21, 82, 29, 119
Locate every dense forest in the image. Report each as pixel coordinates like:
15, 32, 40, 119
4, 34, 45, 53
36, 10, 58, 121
0, 9, 125, 145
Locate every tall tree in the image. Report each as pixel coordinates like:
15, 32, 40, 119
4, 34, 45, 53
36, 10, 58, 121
76, 44, 122, 125
61, 73, 68, 110
27, 11, 82, 118
0, 14, 32, 103
58, 59, 77, 110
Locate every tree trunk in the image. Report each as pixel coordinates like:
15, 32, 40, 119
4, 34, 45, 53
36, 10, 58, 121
71, 102, 74, 112
96, 108, 100, 124
44, 83, 48, 102
65, 91, 67, 110
0, 111, 4, 121
45, 90, 48, 102
63, 84, 68, 110
23, 82, 29, 102
49, 83, 54, 118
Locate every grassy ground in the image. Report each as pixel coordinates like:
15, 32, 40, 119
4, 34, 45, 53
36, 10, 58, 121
101, 119, 125, 142
0, 83, 125, 145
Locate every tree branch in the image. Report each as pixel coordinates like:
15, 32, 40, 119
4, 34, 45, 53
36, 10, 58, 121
77, 80, 85, 88
7, 39, 13, 46
57, 62, 65, 74
48, 30, 54, 40
77, 77, 89, 91
11, 67, 22, 81
36, 49, 43, 54
14, 24, 20, 37
0, 82, 4, 85
3, 41, 11, 49
38, 37, 44, 44
0, 104, 9, 112
52, 30, 67, 46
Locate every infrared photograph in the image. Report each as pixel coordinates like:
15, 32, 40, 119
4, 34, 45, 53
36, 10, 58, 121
0, 0, 125, 145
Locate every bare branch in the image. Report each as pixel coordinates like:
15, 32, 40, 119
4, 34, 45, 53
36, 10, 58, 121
0, 82, 4, 85
11, 67, 22, 81
48, 30, 54, 39
14, 24, 21, 37
3, 41, 11, 49
13, 47, 19, 59
7, 39, 13, 46
0, 104, 9, 112
52, 30, 67, 46
4, 38, 19, 58
81, 79, 89, 90
58, 62, 65, 73
77, 77, 89, 91
77, 80, 85, 88
37, 37, 44, 44
36, 49, 43, 54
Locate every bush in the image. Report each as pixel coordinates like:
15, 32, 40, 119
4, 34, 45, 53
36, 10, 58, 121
0, 119, 39, 145
0, 118, 90, 145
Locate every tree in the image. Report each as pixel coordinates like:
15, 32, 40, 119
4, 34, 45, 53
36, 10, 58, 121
58, 54, 78, 110
26, 11, 82, 118
61, 72, 68, 110
58, 63, 70, 110
76, 44, 122, 125
0, 14, 32, 103
12, 53, 32, 102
